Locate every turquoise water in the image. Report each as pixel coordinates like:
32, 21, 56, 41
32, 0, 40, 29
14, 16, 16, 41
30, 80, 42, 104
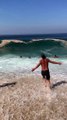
0, 38, 67, 57
0, 55, 66, 81
0, 33, 67, 57
0, 34, 67, 80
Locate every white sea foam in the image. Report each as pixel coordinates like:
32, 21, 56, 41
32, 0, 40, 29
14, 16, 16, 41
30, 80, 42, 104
0, 55, 67, 82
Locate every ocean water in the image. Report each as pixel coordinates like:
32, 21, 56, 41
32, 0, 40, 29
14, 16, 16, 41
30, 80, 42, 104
0, 33, 67, 81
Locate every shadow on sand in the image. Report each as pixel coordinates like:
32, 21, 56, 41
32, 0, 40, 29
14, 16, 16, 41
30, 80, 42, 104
52, 81, 67, 89
0, 82, 16, 88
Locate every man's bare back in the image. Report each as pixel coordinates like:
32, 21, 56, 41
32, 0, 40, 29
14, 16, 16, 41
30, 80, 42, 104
32, 54, 62, 88
40, 58, 49, 71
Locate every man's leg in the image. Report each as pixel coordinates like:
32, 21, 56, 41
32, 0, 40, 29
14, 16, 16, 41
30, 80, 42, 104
45, 79, 52, 89
46, 70, 51, 88
43, 78, 50, 87
43, 78, 47, 87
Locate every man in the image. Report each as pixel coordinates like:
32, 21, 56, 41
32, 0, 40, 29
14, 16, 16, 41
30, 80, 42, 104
32, 54, 62, 88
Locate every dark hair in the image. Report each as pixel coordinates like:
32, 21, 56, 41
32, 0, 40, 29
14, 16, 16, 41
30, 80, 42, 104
41, 54, 46, 59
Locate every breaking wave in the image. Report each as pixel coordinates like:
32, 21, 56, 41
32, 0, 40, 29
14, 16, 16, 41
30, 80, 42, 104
0, 39, 67, 57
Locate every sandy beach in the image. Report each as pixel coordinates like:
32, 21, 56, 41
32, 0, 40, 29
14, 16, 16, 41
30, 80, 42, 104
0, 74, 67, 120
0, 0, 67, 119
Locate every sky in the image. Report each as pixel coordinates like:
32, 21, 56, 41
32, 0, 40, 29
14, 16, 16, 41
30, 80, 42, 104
0, 0, 67, 35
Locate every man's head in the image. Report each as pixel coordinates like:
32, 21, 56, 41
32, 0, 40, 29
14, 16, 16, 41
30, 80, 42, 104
41, 53, 46, 59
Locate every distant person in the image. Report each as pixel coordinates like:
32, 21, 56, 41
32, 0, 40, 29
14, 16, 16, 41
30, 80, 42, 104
20, 56, 22, 58
54, 55, 59, 58
28, 56, 31, 59
32, 54, 62, 89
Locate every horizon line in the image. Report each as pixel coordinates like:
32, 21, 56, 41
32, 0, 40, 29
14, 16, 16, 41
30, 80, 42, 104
0, 32, 67, 36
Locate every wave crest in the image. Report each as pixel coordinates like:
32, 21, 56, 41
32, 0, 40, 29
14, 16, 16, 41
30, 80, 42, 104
0, 39, 25, 48
0, 38, 67, 57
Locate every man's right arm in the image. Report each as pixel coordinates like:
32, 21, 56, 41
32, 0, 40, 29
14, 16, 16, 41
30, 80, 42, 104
32, 61, 41, 72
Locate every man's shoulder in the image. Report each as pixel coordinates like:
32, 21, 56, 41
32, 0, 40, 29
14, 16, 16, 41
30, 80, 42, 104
46, 58, 50, 62
47, 58, 50, 62
40, 58, 49, 62
39, 59, 42, 63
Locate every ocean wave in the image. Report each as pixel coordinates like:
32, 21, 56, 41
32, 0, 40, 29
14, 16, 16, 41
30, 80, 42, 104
0, 39, 67, 57
32, 38, 67, 46
0, 39, 26, 48
50, 38, 67, 46
29, 39, 44, 42
0, 38, 67, 47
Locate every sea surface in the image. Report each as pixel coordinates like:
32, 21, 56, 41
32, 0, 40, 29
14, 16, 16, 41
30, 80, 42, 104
0, 33, 67, 81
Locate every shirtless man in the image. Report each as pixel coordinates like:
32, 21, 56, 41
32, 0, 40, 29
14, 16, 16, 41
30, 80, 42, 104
32, 54, 61, 88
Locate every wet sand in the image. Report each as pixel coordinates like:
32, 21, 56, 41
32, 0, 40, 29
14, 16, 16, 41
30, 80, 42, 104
0, 74, 67, 120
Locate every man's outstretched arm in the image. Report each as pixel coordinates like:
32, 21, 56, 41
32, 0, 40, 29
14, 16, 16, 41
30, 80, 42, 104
48, 59, 62, 65
32, 62, 41, 72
